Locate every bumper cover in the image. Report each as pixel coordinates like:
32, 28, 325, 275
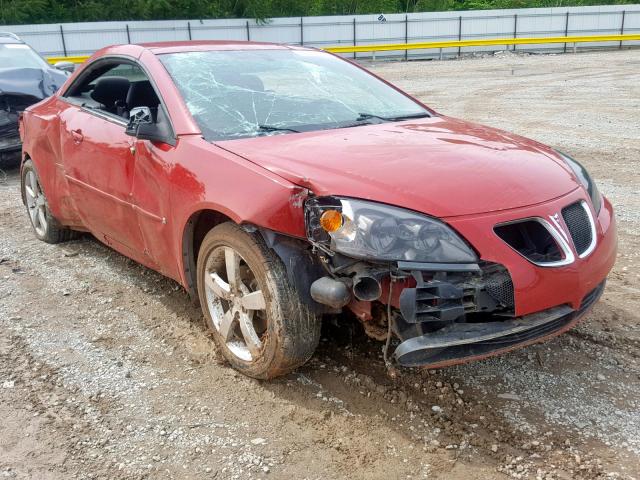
392, 190, 616, 368
394, 276, 605, 368
446, 189, 616, 315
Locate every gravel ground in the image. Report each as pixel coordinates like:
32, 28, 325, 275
1, 49, 639, 480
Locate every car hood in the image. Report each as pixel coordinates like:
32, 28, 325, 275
216, 116, 577, 218
0, 67, 67, 99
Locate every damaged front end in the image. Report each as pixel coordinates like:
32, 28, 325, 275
1, 67, 67, 154
303, 196, 603, 369
0, 93, 37, 152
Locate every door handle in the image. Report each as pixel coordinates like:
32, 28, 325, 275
71, 129, 84, 144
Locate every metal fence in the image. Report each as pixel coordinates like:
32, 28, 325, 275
3, 4, 640, 60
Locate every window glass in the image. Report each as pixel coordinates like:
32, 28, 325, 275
0, 44, 49, 70
66, 62, 159, 120
89, 63, 147, 86
160, 49, 429, 141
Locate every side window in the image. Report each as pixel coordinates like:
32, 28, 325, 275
65, 61, 161, 121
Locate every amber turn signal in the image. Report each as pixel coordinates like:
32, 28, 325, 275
319, 210, 343, 233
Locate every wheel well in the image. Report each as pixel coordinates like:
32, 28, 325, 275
182, 209, 233, 301
19, 153, 31, 206
182, 210, 329, 314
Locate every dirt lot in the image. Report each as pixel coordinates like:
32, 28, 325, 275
1, 49, 639, 480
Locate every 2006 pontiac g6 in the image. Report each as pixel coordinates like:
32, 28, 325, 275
20, 41, 617, 379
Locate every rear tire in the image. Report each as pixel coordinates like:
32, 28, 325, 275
21, 159, 77, 244
196, 222, 321, 379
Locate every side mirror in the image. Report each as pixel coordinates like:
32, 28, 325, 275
54, 61, 75, 73
125, 106, 153, 136
125, 106, 176, 146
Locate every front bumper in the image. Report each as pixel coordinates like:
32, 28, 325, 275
447, 188, 617, 315
391, 189, 616, 367
394, 280, 604, 367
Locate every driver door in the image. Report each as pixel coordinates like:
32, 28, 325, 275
59, 61, 147, 260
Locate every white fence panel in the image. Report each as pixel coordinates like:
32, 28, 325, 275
2, 4, 639, 59
302, 15, 355, 48
190, 20, 247, 42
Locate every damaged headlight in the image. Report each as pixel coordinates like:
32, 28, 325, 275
305, 197, 477, 263
558, 151, 602, 214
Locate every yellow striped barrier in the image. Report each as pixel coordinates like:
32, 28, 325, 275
47, 33, 640, 64
324, 33, 640, 53
47, 55, 91, 64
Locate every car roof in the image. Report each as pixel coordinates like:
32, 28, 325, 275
137, 40, 310, 55
88, 40, 318, 64
0, 32, 23, 44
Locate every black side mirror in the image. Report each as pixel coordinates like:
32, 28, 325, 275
125, 106, 153, 136
125, 105, 176, 146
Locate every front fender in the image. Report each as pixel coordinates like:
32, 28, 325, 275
170, 137, 310, 291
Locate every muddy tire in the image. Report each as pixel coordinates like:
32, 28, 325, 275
196, 222, 321, 379
21, 159, 77, 244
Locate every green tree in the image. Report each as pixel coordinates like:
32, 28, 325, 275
0, 0, 634, 25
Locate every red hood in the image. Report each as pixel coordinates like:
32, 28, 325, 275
216, 116, 578, 218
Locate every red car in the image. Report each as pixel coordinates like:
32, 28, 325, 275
20, 41, 617, 379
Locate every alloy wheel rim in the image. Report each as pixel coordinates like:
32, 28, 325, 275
204, 246, 268, 362
24, 170, 48, 237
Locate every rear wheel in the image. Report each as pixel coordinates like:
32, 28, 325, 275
21, 159, 76, 243
196, 222, 321, 379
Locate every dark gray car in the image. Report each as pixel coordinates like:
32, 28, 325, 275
0, 32, 69, 162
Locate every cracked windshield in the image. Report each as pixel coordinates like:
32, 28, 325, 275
159, 48, 429, 141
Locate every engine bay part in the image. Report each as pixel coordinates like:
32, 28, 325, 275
312, 255, 513, 324
353, 274, 383, 301
312, 255, 524, 364
310, 276, 352, 309
389, 262, 515, 340
312, 249, 606, 369
1, 93, 37, 151
0, 109, 20, 151
393, 281, 604, 366
312, 254, 605, 368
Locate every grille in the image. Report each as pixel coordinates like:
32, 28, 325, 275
484, 270, 515, 308
494, 220, 563, 265
562, 202, 593, 255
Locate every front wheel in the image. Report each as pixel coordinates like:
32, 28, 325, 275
196, 223, 321, 379
21, 159, 76, 244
